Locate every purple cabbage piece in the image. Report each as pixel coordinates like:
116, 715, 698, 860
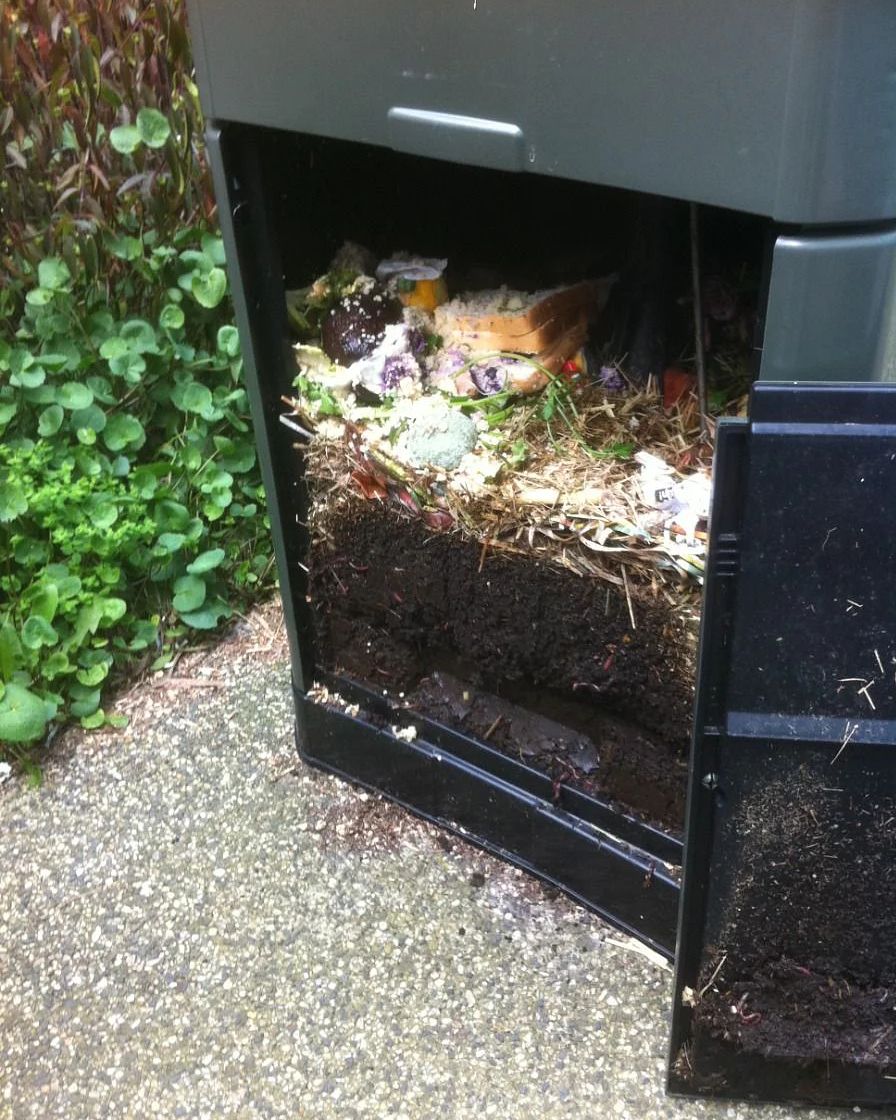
381, 352, 420, 391
431, 347, 468, 381
470, 363, 507, 396
598, 365, 627, 392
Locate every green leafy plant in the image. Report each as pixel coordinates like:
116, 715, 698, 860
0, 3, 275, 759
0, 237, 273, 748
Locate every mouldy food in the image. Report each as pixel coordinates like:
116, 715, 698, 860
282, 247, 726, 831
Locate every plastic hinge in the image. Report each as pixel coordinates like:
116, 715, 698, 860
713, 532, 740, 577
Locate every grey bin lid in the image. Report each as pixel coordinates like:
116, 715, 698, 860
187, 0, 896, 224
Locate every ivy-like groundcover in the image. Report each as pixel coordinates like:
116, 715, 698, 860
0, 226, 273, 755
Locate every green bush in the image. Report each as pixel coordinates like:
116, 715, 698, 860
0, 231, 273, 747
0, 3, 273, 753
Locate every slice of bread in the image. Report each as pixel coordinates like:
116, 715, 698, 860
436, 279, 607, 341
435, 278, 612, 360
455, 303, 588, 356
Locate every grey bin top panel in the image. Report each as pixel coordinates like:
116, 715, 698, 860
187, 0, 896, 225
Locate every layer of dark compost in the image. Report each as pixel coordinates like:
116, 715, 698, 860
308, 495, 696, 830
692, 958, 896, 1069
679, 750, 896, 1084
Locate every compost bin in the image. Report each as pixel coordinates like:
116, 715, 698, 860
187, 0, 896, 1105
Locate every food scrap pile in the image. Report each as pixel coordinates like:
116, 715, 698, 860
282, 244, 720, 587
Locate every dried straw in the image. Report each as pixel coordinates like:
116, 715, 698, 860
289, 379, 730, 626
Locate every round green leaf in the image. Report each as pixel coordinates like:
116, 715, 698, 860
136, 107, 171, 149
180, 382, 213, 414
0, 683, 49, 743
181, 445, 203, 472
157, 532, 186, 554
110, 124, 141, 154
180, 598, 232, 631
25, 288, 54, 307
23, 386, 56, 405
87, 376, 115, 403
100, 337, 129, 361
213, 438, 255, 474
71, 404, 107, 433
99, 598, 127, 624
28, 584, 59, 623
0, 481, 28, 522
38, 258, 71, 291
201, 234, 227, 266
154, 500, 190, 532
131, 466, 159, 499
172, 574, 207, 613
22, 615, 58, 650
186, 548, 226, 574
200, 466, 233, 497
12, 365, 46, 389
110, 352, 147, 383
107, 235, 143, 261
70, 687, 101, 718
191, 267, 227, 309
76, 663, 110, 687
87, 499, 118, 529
87, 310, 116, 340
9, 349, 34, 375
103, 413, 145, 451
184, 518, 204, 543
80, 709, 107, 730
38, 404, 64, 437
37, 352, 69, 371
160, 304, 185, 331
14, 541, 47, 568
42, 652, 72, 680
216, 325, 240, 357
57, 382, 94, 410
120, 319, 158, 353
201, 500, 227, 522
128, 621, 160, 651
179, 249, 213, 270
74, 448, 103, 476
0, 401, 18, 427
53, 574, 82, 601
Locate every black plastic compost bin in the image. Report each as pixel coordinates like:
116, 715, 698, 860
186, 0, 896, 1104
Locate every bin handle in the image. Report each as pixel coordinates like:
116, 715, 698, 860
387, 106, 528, 173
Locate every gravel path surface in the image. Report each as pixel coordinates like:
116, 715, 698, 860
0, 607, 838, 1119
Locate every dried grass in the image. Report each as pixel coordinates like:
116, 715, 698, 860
288, 378, 733, 623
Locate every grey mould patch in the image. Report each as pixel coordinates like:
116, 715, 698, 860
403, 404, 478, 470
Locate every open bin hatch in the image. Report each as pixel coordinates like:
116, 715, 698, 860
670, 382, 896, 1108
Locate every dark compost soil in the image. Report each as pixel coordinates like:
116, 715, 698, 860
678, 750, 896, 1086
308, 495, 696, 831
